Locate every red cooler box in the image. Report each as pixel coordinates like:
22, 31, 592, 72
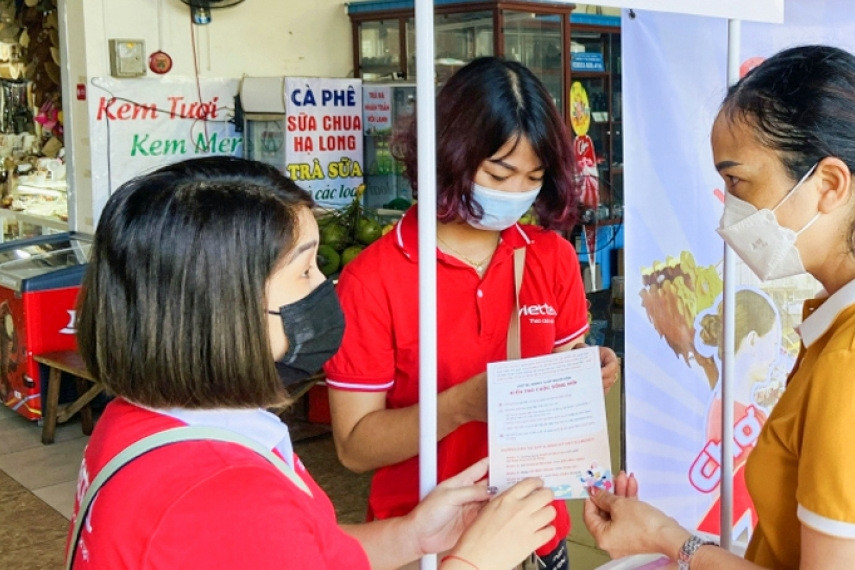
0, 233, 91, 420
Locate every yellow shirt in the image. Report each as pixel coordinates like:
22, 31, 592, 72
745, 279, 855, 568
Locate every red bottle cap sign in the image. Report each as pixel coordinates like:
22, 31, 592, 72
149, 50, 173, 75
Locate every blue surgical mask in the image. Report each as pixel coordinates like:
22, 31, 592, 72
468, 183, 541, 231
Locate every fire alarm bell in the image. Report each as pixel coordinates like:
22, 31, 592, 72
108, 39, 146, 78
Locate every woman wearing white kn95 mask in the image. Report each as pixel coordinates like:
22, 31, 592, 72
585, 45, 855, 570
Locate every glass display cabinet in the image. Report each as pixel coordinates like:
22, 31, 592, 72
349, 3, 624, 280
348, 3, 622, 213
347, 0, 572, 113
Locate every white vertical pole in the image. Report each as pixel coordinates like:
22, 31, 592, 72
57, 0, 77, 231
415, 1, 439, 569
719, 19, 741, 552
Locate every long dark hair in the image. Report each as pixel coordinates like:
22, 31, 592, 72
77, 156, 314, 408
393, 57, 579, 230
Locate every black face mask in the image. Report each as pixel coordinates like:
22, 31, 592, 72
269, 279, 345, 386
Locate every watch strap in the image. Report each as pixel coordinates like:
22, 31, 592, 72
677, 535, 716, 570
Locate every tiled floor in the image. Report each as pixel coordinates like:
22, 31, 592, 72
0, 470, 69, 568
0, 403, 85, 519
0, 403, 84, 568
0, 400, 371, 569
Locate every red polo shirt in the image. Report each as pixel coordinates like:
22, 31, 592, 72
324, 207, 588, 553
67, 399, 369, 569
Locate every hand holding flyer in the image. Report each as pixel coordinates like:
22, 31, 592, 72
487, 346, 612, 499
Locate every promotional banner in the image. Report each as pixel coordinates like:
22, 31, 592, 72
88, 77, 241, 224
624, 0, 854, 546
284, 77, 363, 209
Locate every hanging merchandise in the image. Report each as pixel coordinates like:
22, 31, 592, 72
575, 133, 600, 290
569, 80, 591, 137
570, 80, 600, 289
17, 0, 63, 131
16, 3, 40, 31
1, 79, 29, 134
33, 94, 58, 132
0, 0, 16, 31
0, 39, 23, 80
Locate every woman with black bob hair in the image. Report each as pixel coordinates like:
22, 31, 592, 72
324, 57, 619, 570
67, 156, 558, 569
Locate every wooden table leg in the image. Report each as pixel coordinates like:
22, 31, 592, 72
75, 376, 94, 435
41, 367, 62, 444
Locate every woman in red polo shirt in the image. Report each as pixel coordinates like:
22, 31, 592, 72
324, 57, 619, 570
67, 156, 561, 570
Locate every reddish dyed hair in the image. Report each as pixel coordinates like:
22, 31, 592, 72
391, 57, 580, 230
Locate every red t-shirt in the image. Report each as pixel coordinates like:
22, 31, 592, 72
66, 399, 369, 569
324, 207, 589, 553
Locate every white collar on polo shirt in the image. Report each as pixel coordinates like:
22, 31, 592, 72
798, 278, 855, 348
155, 406, 295, 468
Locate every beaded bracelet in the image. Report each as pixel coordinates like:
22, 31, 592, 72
440, 554, 480, 569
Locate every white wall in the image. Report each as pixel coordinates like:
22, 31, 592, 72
62, 0, 354, 233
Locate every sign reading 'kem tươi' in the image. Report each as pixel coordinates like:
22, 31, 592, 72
88, 76, 241, 223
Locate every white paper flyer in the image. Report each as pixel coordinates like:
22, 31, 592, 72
487, 346, 612, 499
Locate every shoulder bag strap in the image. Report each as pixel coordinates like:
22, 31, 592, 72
66, 425, 312, 570
506, 247, 526, 360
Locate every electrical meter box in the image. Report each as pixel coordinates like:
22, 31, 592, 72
109, 39, 146, 78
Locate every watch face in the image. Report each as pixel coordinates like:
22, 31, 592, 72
149, 50, 173, 74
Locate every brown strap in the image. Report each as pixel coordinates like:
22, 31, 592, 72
507, 247, 526, 360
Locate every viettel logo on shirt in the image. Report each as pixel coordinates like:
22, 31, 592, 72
519, 304, 557, 323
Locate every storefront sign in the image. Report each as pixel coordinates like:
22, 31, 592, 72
284, 77, 363, 209
88, 76, 241, 224
571, 52, 605, 72
363, 85, 392, 135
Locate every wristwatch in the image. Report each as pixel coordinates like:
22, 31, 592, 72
677, 535, 716, 570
